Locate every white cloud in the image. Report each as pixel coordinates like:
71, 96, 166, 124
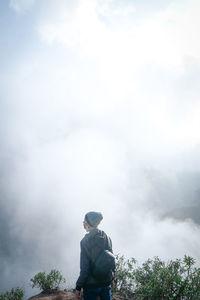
36, 0, 200, 117
5, 0, 200, 159
96, 0, 136, 18
37, 0, 200, 66
9, 0, 35, 13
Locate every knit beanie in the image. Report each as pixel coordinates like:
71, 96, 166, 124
85, 211, 103, 227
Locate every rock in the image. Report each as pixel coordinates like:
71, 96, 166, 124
112, 293, 125, 300
28, 290, 76, 300
28, 290, 129, 300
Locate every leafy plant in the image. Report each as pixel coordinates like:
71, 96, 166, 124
30, 269, 66, 293
112, 254, 136, 299
0, 287, 24, 300
134, 255, 200, 300
113, 255, 200, 300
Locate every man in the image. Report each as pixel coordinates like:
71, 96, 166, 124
76, 211, 114, 300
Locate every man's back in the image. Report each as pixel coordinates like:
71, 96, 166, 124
76, 212, 113, 300
77, 228, 113, 289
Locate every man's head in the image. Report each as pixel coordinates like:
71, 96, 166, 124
84, 211, 103, 229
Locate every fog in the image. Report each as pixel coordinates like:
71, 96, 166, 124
1, 0, 200, 297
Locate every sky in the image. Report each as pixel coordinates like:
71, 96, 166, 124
0, 0, 200, 297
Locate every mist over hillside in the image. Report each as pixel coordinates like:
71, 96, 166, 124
1, 0, 200, 298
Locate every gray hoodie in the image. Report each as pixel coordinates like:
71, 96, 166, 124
76, 228, 113, 290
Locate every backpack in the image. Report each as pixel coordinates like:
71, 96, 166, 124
92, 249, 116, 280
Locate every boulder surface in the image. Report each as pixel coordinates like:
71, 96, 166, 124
28, 290, 126, 300
28, 290, 76, 300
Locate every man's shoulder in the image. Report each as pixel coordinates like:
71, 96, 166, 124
81, 229, 107, 244
81, 229, 111, 243
81, 233, 90, 244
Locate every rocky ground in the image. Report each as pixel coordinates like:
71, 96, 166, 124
28, 290, 126, 300
28, 290, 75, 300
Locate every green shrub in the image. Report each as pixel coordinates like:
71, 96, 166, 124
112, 254, 136, 299
113, 255, 200, 300
134, 255, 200, 300
0, 287, 24, 300
30, 269, 66, 293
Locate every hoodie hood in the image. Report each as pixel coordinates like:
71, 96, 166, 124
87, 228, 107, 250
